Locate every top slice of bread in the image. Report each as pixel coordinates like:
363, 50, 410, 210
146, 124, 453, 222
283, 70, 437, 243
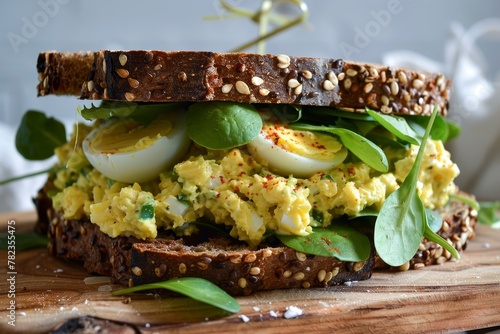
37, 50, 451, 116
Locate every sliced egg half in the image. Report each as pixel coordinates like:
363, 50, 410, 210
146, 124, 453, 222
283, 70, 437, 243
247, 118, 347, 178
83, 112, 190, 183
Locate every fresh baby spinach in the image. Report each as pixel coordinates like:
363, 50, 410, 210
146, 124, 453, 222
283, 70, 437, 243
477, 201, 500, 229
15, 110, 67, 160
186, 102, 262, 150
290, 123, 388, 173
112, 277, 240, 313
374, 106, 459, 267
0, 231, 48, 251
277, 222, 371, 262
365, 108, 420, 145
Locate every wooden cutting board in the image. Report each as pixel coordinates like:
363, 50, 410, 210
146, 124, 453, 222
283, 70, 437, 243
1, 211, 499, 333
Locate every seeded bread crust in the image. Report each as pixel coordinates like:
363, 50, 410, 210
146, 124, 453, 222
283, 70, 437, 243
42, 207, 375, 296
37, 51, 93, 97
37, 50, 451, 116
35, 187, 476, 296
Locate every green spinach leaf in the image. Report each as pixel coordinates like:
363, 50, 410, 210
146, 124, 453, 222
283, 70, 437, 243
0, 231, 48, 251
186, 102, 262, 150
374, 106, 459, 266
477, 201, 500, 229
365, 108, 420, 145
15, 110, 67, 160
277, 222, 371, 262
290, 123, 388, 172
112, 277, 240, 313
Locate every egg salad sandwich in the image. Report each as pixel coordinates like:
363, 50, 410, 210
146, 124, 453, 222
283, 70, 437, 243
31, 50, 477, 295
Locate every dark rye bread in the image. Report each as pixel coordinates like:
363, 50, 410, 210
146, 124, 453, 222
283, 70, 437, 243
36, 50, 451, 116
35, 189, 477, 296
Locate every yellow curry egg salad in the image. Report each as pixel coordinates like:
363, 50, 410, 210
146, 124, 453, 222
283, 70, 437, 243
50, 111, 459, 248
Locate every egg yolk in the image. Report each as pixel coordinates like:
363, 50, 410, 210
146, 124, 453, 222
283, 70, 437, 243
90, 115, 173, 154
261, 122, 343, 160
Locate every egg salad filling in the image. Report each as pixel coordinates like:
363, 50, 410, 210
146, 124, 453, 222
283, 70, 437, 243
49, 103, 460, 248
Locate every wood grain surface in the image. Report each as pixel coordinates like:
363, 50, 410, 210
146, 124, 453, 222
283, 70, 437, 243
0, 211, 499, 333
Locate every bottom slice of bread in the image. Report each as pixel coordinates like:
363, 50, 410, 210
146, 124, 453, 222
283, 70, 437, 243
35, 190, 477, 296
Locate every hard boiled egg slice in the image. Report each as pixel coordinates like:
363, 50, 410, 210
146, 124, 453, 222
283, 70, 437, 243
247, 119, 347, 178
82, 112, 190, 183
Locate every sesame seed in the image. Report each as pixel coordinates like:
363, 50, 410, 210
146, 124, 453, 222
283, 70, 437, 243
154, 64, 162, 71
119, 54, 128, 66
302, 282, 311, 288
154, 267, 162, 278
369, 67, 379, 78
283, 270, 292, 278
131, 267, 143, 276
363, 83, 373, 94
390, 81, 399, 95
238, 278, 247, 289
87, 80, 94, 92
331, 267, 340, 277
127, 78, 139, 88
116, 68, 129, 78
327, 71, 339, 86
287, 79, 300, 88
381, 95, 390, 106
197, 262, 209, 270
414, 263, 426, 269
230, 256, 242, 264
296, 252, 307, 262
294, 84, 303, 95
178, 72, 188, 82
262, 249, 273, 258
381, 105, 392, 114
398, 71, 408, 84
221, 84, 233, 94
103, 88, 109, 99
433, 247, 443, 259
179, 263, 187, 274
322, 80, 335, 91
403, 91, 411, 102
399, 262, 410, 271
277, 54, 291, 64
259, 88, 270, 96
125, 92, 135, 101
317, 270, 326, 283
249, 267, 261, 275
346, 68, 358, 77
436, 256, 447, 265
324, 271, 333, 283
343, 78, 352, 90
102, 59, 106, 74
244, 253, 257, 263
277, 63, 290, 69
293, 272, 305, 281
412, 79, 425, 89
300, 70, 313, 80
417, 73, 426, 81
337, 72, 346, 81
353, 261, 365, 272
381, 70, 387, 83
251, 76, 264, 86
235, 81, 251, 95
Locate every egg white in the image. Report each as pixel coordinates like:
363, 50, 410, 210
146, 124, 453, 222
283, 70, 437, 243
247, 120, 347, 178
83, 112, 190, 183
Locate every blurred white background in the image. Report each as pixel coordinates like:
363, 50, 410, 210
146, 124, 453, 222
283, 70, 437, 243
1, 0, 499, 212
